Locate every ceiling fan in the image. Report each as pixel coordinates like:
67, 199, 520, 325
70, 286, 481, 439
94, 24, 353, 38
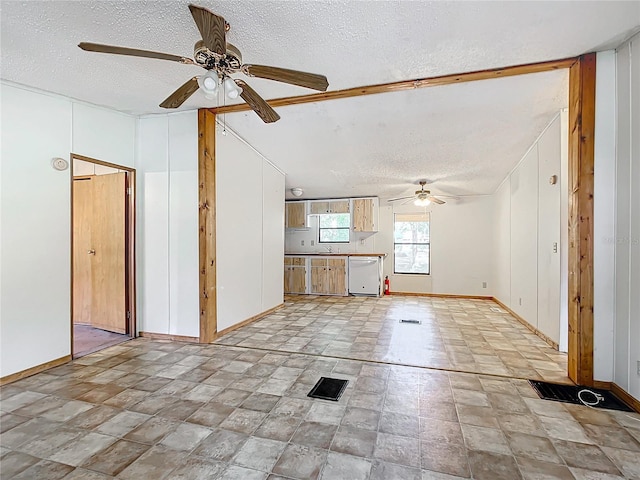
78, 4, 329, 123
387, 181, 446, 206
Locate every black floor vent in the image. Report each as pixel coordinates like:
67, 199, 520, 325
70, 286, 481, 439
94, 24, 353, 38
529, 380, 634, 412
399, 319, 421, 325
308, 377, 348, 401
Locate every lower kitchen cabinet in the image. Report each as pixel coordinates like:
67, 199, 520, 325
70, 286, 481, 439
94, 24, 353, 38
284, 257, 307, 294
310, 258, 347, 296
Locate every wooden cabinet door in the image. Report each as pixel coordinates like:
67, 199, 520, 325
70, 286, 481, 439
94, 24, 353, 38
329, 200, 350, 213
353, 198, 375, 232
309, 201, 329, 214
310, 258, 327, 294
285, 258, 307, 293
327, 258, 347, 295
286, 202, 306, 228
290, 267, 307, 293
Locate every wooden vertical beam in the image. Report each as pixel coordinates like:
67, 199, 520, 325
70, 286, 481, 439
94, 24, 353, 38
198, 109, 217, 343
567, 53, 596, 385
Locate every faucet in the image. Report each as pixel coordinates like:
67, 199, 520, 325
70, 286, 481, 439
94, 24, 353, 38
323, 245, 332, 253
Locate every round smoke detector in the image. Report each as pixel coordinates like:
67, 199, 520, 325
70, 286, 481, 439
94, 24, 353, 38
51, 157, 69, 171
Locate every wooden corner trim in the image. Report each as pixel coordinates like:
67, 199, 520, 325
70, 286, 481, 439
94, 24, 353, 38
491, 297, 560, 350
198, 109, 217, 344
610, 383, 640, 414
211, 57, 577, 115
213, 303, 285, 341
138, 332, 199, 343
0, 355, 72, 386
389, 292, 493, 300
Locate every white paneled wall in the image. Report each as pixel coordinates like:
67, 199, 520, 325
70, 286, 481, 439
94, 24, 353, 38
0, 83, 137, 377
493, 112, 567, 347
216, 129, 285, 331
614, 35, 640, 400
137, 112, 199, 338
594, 51, 617, 382
72, 103, 136, 167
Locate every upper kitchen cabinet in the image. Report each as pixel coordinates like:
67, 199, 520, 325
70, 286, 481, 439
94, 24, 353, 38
309, 200, 350, 214
285, 201, 307, 229
352, 198, 379, 232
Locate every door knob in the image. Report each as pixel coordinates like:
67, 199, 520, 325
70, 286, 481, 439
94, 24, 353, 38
88, 249, 96, 255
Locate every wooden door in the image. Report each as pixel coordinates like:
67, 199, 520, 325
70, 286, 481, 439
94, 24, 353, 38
73, 178, 93, 325
290, 266, 307, 293
73, 173, 127, 334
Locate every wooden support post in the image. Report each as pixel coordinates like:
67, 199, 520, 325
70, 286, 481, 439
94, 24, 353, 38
198, 109, 217, 343
567, 53, 596, 385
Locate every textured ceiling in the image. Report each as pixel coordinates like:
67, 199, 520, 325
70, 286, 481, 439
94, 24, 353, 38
1, 1, 639, 197
225, 69, 568, 199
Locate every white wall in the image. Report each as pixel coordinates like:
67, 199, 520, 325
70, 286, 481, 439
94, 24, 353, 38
216, 129, 285, 331
613, 35, 640, 400
379, 199, 494, 296
136, 112, 199, 338
594, 51, 617, 382
492, 113, 567, 346
0, 82, 136, 377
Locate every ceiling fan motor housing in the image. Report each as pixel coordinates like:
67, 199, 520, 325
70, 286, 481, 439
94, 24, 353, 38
193, 40, 242, 73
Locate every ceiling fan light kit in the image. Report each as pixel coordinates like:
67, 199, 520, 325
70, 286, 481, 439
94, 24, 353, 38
388, 180, 446, 206
78, 4, 329, 123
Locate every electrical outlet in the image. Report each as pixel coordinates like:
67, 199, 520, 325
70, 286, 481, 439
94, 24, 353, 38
360, 239, 365, 246
637, 360, 640, 376
301, 240, 305, 246
482, 282, 487, 289
553, 242, 558, 253
311, 240, 315, 246
519, 298, 522, 306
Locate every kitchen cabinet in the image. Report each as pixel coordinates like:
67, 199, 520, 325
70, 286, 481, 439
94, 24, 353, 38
284, 257, 307, 293
309, 200, 350, 214
352, 198, 378, 232
310, 257, 347, 295
286, 202, 307, 229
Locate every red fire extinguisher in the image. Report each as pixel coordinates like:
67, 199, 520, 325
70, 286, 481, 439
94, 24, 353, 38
384, 276, 390, 295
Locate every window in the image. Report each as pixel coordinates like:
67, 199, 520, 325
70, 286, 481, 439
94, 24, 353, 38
394, 213, 430, 274
319, 213, 350, 243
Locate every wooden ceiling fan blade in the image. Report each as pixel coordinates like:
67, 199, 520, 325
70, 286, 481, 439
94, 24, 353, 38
387, 196, 415, 202
235, 80, 280, 123
159, 77, 200, 109
244, 64, 329, 91
188, 4, 227, 56
78, 42, 194, 64
427, 196, 446, 205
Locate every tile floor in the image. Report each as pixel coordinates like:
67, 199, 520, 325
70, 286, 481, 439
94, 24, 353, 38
1, 296, 639, 479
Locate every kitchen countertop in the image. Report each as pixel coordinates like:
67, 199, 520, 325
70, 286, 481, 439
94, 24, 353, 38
285, 252, 387, 257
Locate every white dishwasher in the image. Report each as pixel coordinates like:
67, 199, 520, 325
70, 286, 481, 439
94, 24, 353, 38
348, 257, 382, 296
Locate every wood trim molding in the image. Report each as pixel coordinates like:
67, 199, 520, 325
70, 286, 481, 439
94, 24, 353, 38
214, 304, 284, 340
138, 332, 199, 343
0, 355, 71, 386
491, 298, 560, 351
389, 292, 493, 300
198, 109, 217, 344
211, 57, 577, 115
567, 54, 596, 386
611, 383, 640, 413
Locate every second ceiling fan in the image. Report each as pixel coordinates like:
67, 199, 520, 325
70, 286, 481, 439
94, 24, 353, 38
79, 4, 329, 123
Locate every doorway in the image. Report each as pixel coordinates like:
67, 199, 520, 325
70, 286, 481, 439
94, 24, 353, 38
71, 154, 136, 357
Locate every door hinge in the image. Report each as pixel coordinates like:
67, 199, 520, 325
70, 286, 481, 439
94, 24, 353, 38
126, 187, 132, 195
126, 311, 131, 320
